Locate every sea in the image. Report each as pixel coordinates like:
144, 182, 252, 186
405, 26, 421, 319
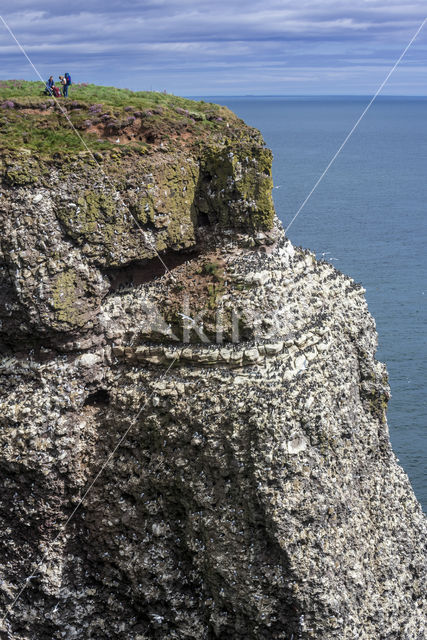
194, 96, 426, 512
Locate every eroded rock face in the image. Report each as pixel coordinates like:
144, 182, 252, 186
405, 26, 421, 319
0, 136, 274, 345
0, 128, 426, 639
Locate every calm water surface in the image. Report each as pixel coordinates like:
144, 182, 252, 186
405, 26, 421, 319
195, 96, 426, 511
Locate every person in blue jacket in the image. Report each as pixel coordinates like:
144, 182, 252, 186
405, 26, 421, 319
44, 76, 54, 95
63, 72, 72, 97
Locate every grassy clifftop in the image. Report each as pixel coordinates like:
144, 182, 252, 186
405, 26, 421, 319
0, 82, 276, 340
0, 80, 276, 239
0, 80, 263, 156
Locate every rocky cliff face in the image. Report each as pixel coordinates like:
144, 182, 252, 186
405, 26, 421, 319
0, 92, 425, 640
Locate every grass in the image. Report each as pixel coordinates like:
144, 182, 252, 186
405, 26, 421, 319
0, 79, 210, 111
0, 110, 114, 154
0, 79, 259, 157
201, 262, 222, 280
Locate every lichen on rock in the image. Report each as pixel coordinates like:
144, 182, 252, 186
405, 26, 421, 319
197, 144, 275, 230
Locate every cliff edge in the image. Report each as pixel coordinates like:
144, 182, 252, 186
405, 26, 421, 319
0, 83, 425, 639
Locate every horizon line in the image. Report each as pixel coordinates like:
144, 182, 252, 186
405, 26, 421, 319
186, 93, 427, 98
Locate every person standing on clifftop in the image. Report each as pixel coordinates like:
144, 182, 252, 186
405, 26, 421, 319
59, 75, 67, 98
64, 72, 72, 97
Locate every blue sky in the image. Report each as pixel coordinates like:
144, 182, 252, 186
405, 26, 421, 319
0, 1, 426, 95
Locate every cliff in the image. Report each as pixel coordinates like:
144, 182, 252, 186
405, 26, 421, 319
0, 83, 425, 640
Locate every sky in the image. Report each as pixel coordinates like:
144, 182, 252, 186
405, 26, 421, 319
0, 1, 426, 95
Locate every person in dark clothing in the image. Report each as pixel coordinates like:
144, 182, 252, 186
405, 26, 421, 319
64, 73, 71, 97
44, 76, 54, 95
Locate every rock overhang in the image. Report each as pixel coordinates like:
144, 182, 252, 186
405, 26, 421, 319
0, 90, 278, 348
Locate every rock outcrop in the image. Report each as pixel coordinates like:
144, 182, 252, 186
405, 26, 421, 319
0, 88, 425, 640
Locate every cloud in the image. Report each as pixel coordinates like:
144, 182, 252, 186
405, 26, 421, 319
0, 1, 426, 94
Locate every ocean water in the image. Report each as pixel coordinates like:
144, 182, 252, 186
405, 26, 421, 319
197, 96, 427, 511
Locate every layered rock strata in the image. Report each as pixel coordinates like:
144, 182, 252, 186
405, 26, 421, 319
0, 101, 425, 640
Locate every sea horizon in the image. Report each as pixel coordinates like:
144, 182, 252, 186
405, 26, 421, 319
186, 94, 427, 99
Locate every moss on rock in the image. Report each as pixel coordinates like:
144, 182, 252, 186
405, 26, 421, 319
5, 166, 39, 186
197, 144, 275, 232
3, 87, 277, 290
51, 269, 80, 327
56, 189, 134, 267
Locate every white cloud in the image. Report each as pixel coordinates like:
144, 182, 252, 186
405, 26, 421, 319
0, 0, 426, 93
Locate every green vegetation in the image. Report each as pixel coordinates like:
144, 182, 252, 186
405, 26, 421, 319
201, 262, 222, 280
0, 79, 207, 110
0, 79, 258, 157
0, 80, 275, 234
51, 269, 80, 326
199, 144, 275, 230
0, 80, 199, 109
